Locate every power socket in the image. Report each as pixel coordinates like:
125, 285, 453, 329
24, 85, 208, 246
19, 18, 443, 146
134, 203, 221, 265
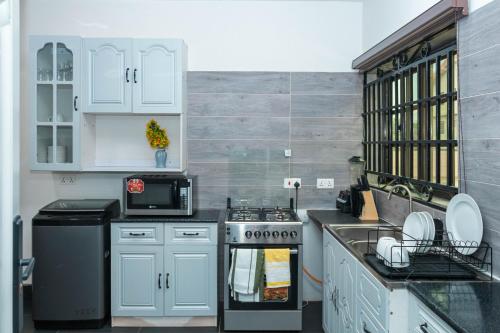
284, 178, 301, 189
317, 178, 334, 189
60, 175, 77, 185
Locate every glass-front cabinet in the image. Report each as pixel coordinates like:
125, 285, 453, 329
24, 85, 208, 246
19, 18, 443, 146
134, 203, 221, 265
30, 36, 81, 170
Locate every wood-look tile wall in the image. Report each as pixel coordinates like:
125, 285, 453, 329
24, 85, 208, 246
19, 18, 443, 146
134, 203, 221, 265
458, 0, 500, 275
186, 71, 363, 209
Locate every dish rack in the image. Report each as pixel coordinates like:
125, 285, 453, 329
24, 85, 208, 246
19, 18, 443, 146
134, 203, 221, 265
364, 225, 493, 280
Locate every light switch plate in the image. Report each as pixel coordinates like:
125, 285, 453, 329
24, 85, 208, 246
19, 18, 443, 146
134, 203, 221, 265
284, 149, 292, 157
284, 178, 301, 188
317, 178, 334, 189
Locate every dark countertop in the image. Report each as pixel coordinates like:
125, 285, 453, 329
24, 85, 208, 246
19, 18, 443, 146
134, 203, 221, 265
307, 209, 382, 227
111, 209, 222, 223
408, 281, 500, 333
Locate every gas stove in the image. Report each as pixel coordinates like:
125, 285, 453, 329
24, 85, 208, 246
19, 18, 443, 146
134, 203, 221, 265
225, 205, 302, 245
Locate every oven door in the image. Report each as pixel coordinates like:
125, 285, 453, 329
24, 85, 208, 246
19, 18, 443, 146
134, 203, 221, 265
226, 244, 301, 311
125, 177, 180, 212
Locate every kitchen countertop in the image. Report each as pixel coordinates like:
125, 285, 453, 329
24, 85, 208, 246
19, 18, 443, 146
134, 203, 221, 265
111, 209, 222, 223
408, 281, 500, 333
309, 209, 496, 333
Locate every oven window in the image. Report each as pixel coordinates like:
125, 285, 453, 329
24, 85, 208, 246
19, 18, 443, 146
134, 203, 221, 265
128, 183, 176, 208
228, 245, 299, 310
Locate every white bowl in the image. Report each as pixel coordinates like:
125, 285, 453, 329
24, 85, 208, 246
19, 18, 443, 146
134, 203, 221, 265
376, 237, 396, 260
383, 241, 410, 268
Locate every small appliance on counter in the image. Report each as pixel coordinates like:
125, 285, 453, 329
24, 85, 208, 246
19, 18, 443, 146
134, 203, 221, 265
123, 174, 194, 216
32, 199, 120, 329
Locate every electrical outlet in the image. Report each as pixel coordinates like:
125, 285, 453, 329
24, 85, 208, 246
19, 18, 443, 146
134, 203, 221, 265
317, 178, 334, 189
284, 178, 301, 189
60, 175, 77, 185
284, 149, 292, 157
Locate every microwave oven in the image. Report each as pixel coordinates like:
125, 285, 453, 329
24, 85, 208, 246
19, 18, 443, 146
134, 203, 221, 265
123, 175, 194, 216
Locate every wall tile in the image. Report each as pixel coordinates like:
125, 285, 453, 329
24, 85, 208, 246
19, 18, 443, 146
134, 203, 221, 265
458, 0, 500, 58
291, 72, 362, 95
459, 45, 500, 98
189, 162, 288, 187
291, 94, 362, 117
188, 93, 290, 117
462, 139, 500, 186
291, 163, 349, 186
188, 139, 289, 163
291, 117, 362, 141
187, 117, 289, 140
463, 180, 500, 234
291, 140, 362, 164
194, 186, 290, 209
460, 92, 500, 140
187, 71, 290, 94
297, 186, 341, 210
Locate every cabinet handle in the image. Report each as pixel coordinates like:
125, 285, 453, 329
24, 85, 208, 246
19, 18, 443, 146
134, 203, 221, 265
363, 322, 372, 333
182, 232, 199, 236
129, 232, 146, 236
125, 67, 130, 83
335, 288, 339, 314
166, 273, 170, 289
133, 68, 137, 83
73, 96, 78, 111
158, 273, 162, 289
420, 323, 429, 333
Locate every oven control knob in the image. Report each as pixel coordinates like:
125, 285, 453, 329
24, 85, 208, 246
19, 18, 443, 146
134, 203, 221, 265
290, 231, 298, 239
263, 231, 271, 238
245, 231, 252, 239
272, 231, 280, 238
281, 231, 289, 239
254, 231, 262, 238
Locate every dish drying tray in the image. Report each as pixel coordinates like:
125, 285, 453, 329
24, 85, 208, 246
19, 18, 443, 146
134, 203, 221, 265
364, 226, 493, 280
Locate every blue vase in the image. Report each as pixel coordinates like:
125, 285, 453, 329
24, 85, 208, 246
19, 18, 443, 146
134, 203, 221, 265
155, 149, 167, 168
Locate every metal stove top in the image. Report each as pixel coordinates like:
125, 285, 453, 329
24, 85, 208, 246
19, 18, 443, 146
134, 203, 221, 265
225, 206, 302, 244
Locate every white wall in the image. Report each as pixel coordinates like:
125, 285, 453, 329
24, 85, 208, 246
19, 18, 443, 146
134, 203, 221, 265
0, 0, 20, 330
22, 0, 363, 72
361, 0, 440, 52
361, 0, 493, 53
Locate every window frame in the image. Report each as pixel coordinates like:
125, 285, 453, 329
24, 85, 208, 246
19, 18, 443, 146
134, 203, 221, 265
363, 41, 459, 207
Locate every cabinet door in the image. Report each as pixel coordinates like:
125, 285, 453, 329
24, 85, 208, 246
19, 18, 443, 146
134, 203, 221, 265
83, 38, 132, 113
30, 36, 81, 171
165, 245, 217, 316
339, 254, 356, 333
132, 39, 184, 114
111, 245, 164, 316
323, 232, 337, 333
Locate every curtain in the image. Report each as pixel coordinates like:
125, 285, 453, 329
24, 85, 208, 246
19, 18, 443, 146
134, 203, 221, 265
0, 0, 10, 28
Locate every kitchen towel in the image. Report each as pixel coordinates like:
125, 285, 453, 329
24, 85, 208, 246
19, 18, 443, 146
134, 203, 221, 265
264, 248, 291, 288
229, 248, 265, 296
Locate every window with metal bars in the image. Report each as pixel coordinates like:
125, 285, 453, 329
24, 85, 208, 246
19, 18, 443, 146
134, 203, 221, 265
363, 26, 458, 207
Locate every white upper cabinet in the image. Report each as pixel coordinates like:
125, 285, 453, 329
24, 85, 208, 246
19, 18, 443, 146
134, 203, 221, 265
133, 39, 184, 114
30, 36, 81, 171
83, 38, 185, 114
83, 38, 133, 114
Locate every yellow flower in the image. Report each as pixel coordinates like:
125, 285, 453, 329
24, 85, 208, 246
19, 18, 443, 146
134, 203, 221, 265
145, 118, 170, 149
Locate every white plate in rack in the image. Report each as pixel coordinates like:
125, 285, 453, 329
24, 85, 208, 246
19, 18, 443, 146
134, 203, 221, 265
403, 212, 426, 253
446, 193, 483, 255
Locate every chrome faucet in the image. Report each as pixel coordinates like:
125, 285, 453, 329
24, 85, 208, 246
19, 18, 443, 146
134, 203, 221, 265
387, 184, 413, 213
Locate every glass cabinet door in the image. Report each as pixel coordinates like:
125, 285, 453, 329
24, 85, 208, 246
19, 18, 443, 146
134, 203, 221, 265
32, 37, 80, 170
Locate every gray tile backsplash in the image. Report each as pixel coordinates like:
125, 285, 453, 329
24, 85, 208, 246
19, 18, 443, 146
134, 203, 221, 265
458, 0, 500, 276
187, 71, 363, 209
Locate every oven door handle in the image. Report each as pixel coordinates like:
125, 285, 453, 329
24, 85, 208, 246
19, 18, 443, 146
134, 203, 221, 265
230, 248, 298, 255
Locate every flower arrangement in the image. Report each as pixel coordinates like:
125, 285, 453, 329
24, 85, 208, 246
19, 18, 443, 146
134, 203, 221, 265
146, 119, 170, 149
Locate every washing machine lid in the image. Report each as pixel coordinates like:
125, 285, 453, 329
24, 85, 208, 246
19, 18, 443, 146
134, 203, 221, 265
39, 199, 118, 213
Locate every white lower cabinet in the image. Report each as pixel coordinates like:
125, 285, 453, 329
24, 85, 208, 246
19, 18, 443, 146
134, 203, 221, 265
409, 294, 457, 333
323, 229, 458, 333
111, 223, 217, 322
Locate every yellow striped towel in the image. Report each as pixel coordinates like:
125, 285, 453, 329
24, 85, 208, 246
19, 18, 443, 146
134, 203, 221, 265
264, 248, 291, 288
